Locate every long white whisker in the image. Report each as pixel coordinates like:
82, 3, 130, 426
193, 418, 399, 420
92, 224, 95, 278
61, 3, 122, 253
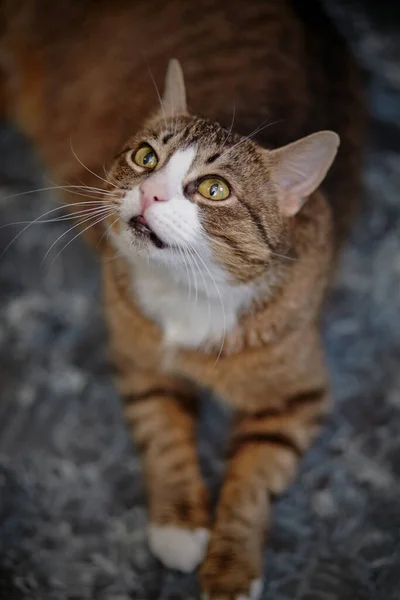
61, 192, 115, 203
1, 206, 116, 229
44, 185, 115, 203
60, 187, 116, 199
219, 104, 236, 152
44, 175, 116, 196
41, 208, 115, 265
102, 164, 119, 189
183, 245, 199, 307
198, 230, 231, 250
48, 180, 116, 196
187, 244, 226, 365
199, 229, 296, 262
0, 202, 112, 257
220, 119, 281, 159
177, 245, 192, 303
0, 184, 113, 204
49, 211, 114, 265
144, 58, 167, 128
103, 248, 123, 264
185, 243, 212, 344
97, 216, 119, 248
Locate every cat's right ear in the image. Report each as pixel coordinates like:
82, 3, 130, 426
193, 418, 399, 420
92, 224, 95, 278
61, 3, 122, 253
269, 131, 340, 217
162, 59, 188, 117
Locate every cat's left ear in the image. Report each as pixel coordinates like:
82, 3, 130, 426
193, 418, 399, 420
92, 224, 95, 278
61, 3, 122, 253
162, 58, 188, 117
269, 131, 340, 216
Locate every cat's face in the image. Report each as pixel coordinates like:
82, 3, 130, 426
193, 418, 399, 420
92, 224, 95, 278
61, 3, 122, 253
108, 114, 287, 283
107, 60, 339, 286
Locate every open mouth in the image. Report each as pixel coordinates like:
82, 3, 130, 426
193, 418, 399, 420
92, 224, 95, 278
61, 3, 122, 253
128, 216, 166, 249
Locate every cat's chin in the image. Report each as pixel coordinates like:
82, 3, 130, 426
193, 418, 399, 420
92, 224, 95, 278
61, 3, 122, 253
129, 216, 167, 249
110, 222, 185, 268
125, 234, 177, 264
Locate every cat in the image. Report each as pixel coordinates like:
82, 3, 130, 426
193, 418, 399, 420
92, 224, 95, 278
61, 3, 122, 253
0, 0, 365, 598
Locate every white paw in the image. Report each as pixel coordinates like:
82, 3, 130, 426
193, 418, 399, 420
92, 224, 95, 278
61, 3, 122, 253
237, 578, 263, 600
202, 578, 263, 600
148, 524, 209, 572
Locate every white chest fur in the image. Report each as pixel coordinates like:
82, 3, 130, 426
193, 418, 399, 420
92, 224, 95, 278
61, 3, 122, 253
129, 257, 259, 350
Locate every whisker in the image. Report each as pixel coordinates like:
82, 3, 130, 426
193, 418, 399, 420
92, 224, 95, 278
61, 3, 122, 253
41, 208, 115, 265
0, 202, 112, 257
186, 244, 226, 365
198, 230, 230, 250
97, 216, 119, 248
69, 138, 118, 189
57, 190, 115, 203
219, 104, 236, 152
1, 181, 117, 204
183, 245, 199, 307
49, 211, 115, 265
63, 187, 116, 198
185, 243, 213, 344
143, 56, 167, 128
44, 178, 116, 196
220, 118, 282, 159
0, 184, 109, 204
177, 245, 192, 303
102, 164, 119, 189
1, 206, 116, 229
103, 249, 123, 264
269, 249, 297, 262
199, 229, 296, 262
40, 177, 118, 203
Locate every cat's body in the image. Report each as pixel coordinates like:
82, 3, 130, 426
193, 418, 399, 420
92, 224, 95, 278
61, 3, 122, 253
0, 1, 365, 598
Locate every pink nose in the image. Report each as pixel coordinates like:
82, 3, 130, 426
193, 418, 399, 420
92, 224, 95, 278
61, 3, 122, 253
140, 180, 167, 214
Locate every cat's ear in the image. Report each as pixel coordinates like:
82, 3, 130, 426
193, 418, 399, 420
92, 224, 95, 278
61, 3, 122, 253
162, 58, 188, 117
269, 131, 340, 216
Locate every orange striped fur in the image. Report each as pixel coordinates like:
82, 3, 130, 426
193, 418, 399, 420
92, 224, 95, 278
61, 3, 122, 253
0, 1, 365, 597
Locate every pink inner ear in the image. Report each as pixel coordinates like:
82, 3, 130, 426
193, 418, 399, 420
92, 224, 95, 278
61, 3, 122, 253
280, 192, 302, 217
272, 131, 340, 217
277, 155, 318, 199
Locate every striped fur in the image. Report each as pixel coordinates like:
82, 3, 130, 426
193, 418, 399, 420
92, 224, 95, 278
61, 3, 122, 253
0, 0, 365, 597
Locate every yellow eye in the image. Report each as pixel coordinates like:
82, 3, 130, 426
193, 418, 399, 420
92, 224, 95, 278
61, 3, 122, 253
197, 178, 230, 200
132, 145, 158, 169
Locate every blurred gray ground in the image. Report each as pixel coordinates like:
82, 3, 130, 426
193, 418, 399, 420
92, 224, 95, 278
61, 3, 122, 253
1, 3, 400, 600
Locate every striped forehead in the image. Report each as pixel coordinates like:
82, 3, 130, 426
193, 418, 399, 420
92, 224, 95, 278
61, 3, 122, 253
136, 115, 261, 181
153, 117, 242, 157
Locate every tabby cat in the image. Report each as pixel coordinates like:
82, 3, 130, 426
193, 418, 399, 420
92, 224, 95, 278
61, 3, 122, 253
0, 0, 365, 598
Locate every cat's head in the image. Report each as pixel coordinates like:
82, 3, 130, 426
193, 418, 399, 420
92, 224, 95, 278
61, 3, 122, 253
107, 59, 339, 285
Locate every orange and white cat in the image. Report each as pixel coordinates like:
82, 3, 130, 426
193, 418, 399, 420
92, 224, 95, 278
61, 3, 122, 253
0, 1, 365, 598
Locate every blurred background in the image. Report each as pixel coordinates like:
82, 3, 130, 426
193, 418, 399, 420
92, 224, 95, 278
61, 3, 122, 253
0, 1, 400, 599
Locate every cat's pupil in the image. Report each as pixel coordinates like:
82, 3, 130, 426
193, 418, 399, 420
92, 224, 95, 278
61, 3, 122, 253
143, 151, 154, 165
210, 183, 219, 196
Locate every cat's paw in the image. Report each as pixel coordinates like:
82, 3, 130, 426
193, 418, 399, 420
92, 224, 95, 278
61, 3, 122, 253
199, 537, 262, 600
201, 578, 263, 600
148, 524, 209, 572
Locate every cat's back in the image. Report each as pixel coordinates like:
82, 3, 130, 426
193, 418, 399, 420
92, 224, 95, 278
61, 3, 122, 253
0, 0, 365, 242
0, 0, 356, 131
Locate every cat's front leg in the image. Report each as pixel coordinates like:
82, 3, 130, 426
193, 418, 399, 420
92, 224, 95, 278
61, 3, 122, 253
199, 387, 328, 600
120, 369, 210, 572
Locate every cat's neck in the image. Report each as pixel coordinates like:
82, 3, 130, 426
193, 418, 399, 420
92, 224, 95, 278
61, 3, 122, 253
105, 192, 333, 354
124, 252, 278, 351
